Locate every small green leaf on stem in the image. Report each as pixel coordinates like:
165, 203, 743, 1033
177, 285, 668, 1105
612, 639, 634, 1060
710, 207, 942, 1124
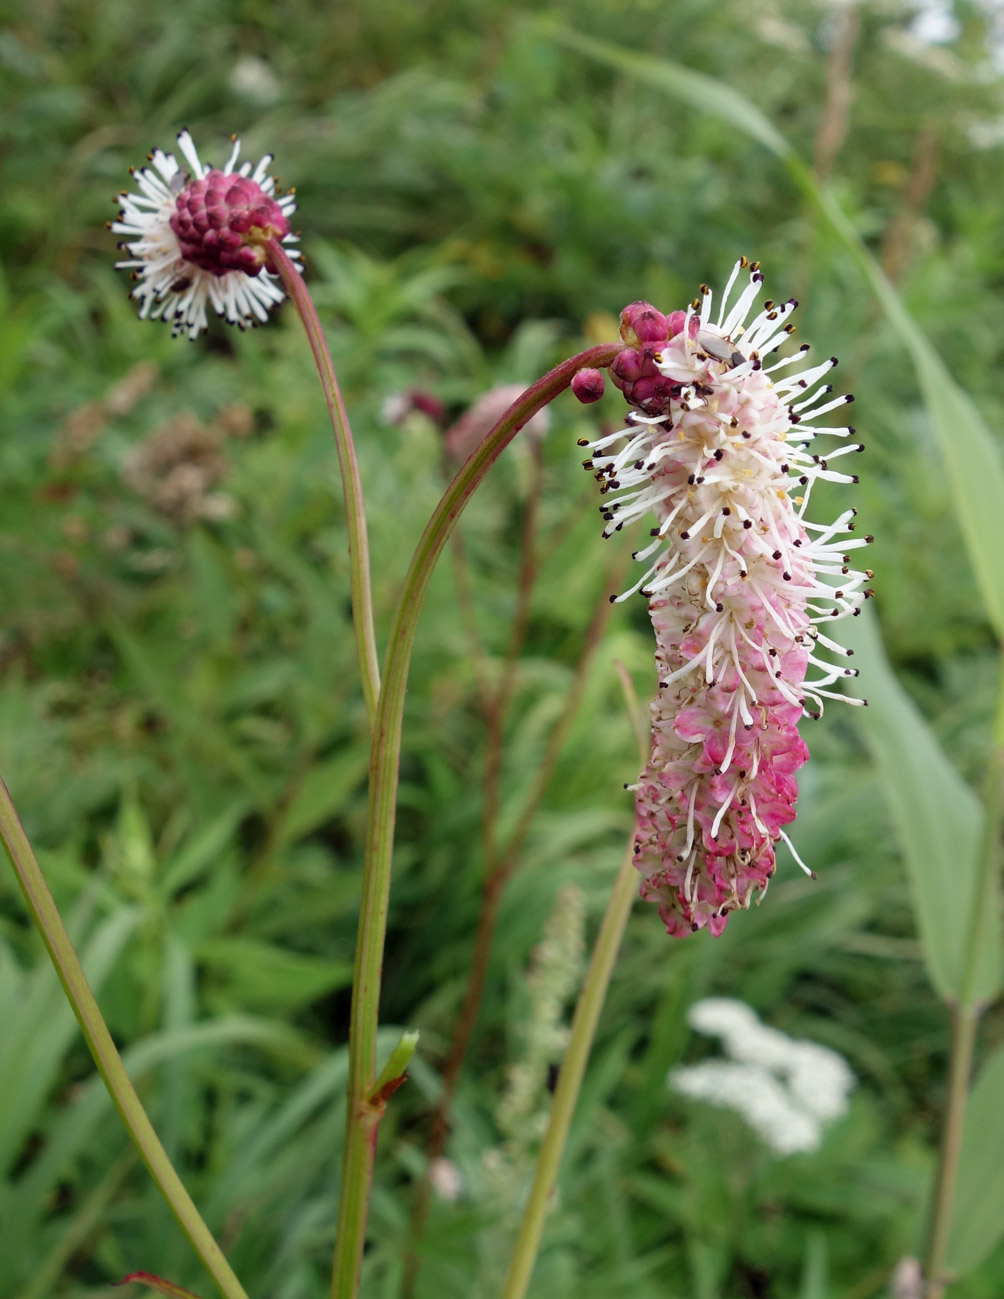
371, 1030, 420, 1104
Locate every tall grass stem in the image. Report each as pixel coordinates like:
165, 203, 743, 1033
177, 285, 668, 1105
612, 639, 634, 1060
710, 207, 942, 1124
924, 1007, 978, 1299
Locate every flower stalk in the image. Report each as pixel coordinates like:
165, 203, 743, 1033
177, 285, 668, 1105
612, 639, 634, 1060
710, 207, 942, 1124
330, 343, 621, 1299
267, 239, 381, 726
401, 550, 630, 1297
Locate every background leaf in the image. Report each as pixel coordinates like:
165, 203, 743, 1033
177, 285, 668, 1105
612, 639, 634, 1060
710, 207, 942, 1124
843, 610, 1000, 1005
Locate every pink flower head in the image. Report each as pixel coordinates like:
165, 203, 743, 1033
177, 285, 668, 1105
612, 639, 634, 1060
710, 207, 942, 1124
583, 258, 872, 935
111, 130, 300, 339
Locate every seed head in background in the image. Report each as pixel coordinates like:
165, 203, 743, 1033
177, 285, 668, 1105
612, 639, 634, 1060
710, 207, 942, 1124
581, 258, 873, 936
111, 130, 300, 339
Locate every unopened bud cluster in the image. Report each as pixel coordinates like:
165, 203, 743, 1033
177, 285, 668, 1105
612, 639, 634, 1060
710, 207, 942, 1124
609, 303, 696, 413
171, 170, 290, 276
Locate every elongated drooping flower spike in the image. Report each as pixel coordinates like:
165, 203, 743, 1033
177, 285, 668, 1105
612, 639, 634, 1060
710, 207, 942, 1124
111, 130, 300, 339
582, 258, 872, 936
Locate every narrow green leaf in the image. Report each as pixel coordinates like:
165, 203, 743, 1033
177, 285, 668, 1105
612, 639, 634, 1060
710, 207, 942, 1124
809, 187, 1004, 643
540, 23, 792, 157
542, 20, 1004, 640
843, 611, 1000, 1005
373, 1028, 419, 1095
158, 798, 251, 897
0, 905, 140, 1176
946, 1042, 1004, 1274
273, 750, 369, 849
193, 937, 352, 1014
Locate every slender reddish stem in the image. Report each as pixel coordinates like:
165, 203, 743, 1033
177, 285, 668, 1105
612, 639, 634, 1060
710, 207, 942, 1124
267, 241, 381, 727
331, 344, 620, 1299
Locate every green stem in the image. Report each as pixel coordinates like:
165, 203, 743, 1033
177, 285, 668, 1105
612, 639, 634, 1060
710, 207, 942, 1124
330, 343, 621, 1299
0, 777, 249, 1299
500, 834, 638, 1299
923, 654, 1004, 1295
923, 1007, 979, 1299
267, 240, 381, 728
956, 655, 1004, 1013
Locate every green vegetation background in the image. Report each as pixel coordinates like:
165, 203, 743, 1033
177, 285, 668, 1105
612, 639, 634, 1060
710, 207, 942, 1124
2, 1, 1003, 1296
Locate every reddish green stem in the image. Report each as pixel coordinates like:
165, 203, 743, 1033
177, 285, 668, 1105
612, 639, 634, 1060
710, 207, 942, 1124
330, 344, 621, 1299
267, 240, 381, 727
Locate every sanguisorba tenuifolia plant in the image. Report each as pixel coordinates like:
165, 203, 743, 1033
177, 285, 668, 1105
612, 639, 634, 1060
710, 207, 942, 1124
0, 130, 878, 1299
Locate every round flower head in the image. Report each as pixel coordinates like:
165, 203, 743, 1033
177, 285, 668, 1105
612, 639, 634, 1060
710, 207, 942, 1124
111, 130, 299, 340
582, 258, 872, 936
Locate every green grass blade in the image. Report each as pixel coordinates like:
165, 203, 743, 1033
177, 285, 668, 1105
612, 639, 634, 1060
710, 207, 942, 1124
0, 1016, 311, 1287
0, 905, 141, 1176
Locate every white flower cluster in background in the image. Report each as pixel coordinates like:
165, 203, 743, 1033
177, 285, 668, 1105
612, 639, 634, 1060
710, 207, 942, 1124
669, 997, 855, 1156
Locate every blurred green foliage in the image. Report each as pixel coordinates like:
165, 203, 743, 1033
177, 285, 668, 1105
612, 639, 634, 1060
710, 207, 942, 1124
2, 0, 1004, 1296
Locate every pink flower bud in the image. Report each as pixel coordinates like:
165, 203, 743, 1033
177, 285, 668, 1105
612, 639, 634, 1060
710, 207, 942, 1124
610, 348, 644, 386
665, 309, 698, 339
571, 368, 606, 404
619, 301, 669, 346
